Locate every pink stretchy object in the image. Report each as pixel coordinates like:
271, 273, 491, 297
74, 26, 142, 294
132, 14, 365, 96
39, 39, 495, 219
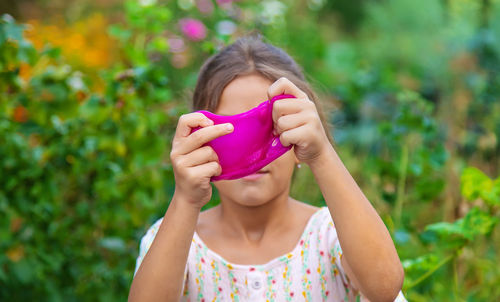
191, 94, 296, 181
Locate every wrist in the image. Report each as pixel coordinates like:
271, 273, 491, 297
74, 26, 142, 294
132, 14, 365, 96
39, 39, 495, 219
307, 144, 337, 172
171, 191, 203, 213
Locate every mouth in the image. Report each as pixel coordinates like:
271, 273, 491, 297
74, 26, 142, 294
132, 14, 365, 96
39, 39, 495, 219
241, 170, 269, 180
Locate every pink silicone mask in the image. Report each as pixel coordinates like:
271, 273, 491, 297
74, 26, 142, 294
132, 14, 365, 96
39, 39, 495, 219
190, 94, 296, 181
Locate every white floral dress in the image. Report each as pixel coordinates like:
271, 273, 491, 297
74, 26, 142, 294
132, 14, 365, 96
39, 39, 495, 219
134, 206, 408, 302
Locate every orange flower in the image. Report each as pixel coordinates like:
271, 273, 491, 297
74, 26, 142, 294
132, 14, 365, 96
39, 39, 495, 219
25, 14, 117, 70
13, 105, 29, 122
76, 91, 87, 103
10, 217, 23, 232
40, 89, 55, 102
18, 63, 32, 81
7, 245, 25, 262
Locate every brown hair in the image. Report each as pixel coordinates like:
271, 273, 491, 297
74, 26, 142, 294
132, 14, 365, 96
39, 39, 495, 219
192, 35, 333, 144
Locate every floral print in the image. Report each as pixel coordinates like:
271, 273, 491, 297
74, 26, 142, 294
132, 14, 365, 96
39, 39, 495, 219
134, 207, 408, 302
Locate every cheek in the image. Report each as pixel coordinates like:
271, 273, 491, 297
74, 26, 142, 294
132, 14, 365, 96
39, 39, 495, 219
270, 150, 296, 174
213, 150, 296, 202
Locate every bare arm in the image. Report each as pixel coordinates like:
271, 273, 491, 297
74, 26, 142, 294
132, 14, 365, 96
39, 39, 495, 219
268, 77, 404, 302
309, 146, 404, 302
128, 113, 233, 302
128, 195, 199, 301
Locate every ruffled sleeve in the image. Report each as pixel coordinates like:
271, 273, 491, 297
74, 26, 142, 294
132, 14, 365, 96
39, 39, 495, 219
133, 217, 189, 295
134, 217, 164, 277
317, 207, 359, 301
319, 207, 408, 302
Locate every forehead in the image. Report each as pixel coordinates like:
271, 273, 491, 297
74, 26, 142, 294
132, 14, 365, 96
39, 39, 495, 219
216, 73, 273, 116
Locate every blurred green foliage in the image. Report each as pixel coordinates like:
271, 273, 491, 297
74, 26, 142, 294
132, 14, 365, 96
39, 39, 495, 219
1, 12, 177, 301
1, 0, 500, 301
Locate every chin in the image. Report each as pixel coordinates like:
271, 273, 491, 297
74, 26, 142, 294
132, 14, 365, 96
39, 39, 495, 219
214, 174, 288, 207
232, 194, 270, 208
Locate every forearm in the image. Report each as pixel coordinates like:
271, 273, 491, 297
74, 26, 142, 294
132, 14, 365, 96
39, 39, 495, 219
128, 193, 200, 302
309, 146, 404, 301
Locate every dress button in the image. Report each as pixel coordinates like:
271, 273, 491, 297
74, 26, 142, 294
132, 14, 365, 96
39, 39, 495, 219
251, 279, 262, 290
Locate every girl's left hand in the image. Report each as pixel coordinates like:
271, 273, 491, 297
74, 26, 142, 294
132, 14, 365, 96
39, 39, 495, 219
268, 77, 331, 166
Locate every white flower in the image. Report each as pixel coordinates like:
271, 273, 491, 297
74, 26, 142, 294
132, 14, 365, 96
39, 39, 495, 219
216, 20, 237, 35
68, 72, 85, 91
259, 0, 287, 25
139, 0, 157, 7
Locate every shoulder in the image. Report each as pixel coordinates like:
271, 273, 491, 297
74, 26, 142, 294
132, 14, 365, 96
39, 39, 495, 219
149, 216, 164, 232
291, 198, 321, 212
291, 199, 331, 226
290, 199, 322, 222
138, 217, 164, 258
142, 217, 164, 242
302, 205, 339, 248
134, 216, 164, 276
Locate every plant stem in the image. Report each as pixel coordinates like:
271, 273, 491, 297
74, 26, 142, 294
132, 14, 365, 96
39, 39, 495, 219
395, 143, 409, 227
405, 253, 455, 290
453, 257, 462, 301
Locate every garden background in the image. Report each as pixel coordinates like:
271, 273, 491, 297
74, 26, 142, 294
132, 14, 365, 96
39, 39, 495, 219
1, 0, 500, 301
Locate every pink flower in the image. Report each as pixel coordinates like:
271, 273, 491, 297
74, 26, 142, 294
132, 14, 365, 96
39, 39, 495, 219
168, 36, 185, 53
179, 18, 207, 41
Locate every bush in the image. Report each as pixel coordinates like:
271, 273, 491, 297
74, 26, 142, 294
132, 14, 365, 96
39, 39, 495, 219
1, 0, 500, 300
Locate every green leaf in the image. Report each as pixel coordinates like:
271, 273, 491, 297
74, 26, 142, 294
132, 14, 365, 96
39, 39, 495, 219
98, 237, 127, 253
108, 24, 132, 42
149, 36, 169, 52
0, 14, 24, 44
425, 207, 498, 242
402, 253, 439, 273
461, 167, 500, 206
425, 221, 464, 238
461, 207, 499, 240
461, 167, 491, 200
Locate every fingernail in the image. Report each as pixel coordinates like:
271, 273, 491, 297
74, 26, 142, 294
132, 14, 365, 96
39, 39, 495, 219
206, 119, 214, 125
225, 123, 233, 131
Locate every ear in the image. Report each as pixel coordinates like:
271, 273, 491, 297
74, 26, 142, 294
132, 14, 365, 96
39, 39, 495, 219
292, 147, 300, 165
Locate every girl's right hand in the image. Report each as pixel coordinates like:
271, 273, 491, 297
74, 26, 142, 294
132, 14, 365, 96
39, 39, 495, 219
170, 112, 234, 209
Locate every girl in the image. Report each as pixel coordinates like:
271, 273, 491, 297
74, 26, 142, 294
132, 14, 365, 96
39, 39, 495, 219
128, 36, 407, 302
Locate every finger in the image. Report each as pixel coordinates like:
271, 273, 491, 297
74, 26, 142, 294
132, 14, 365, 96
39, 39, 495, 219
272, 97, 312, 124
175, 112, 214, 139
177, 123, 233, 155
267, 77, 308, 100
189, 160, 222, 179
274, 113, 308, 135
183, 146, 219, 167
279, 125, 309, 147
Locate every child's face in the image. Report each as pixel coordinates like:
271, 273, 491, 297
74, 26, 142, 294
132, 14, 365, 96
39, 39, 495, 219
212, 73, 297, 207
